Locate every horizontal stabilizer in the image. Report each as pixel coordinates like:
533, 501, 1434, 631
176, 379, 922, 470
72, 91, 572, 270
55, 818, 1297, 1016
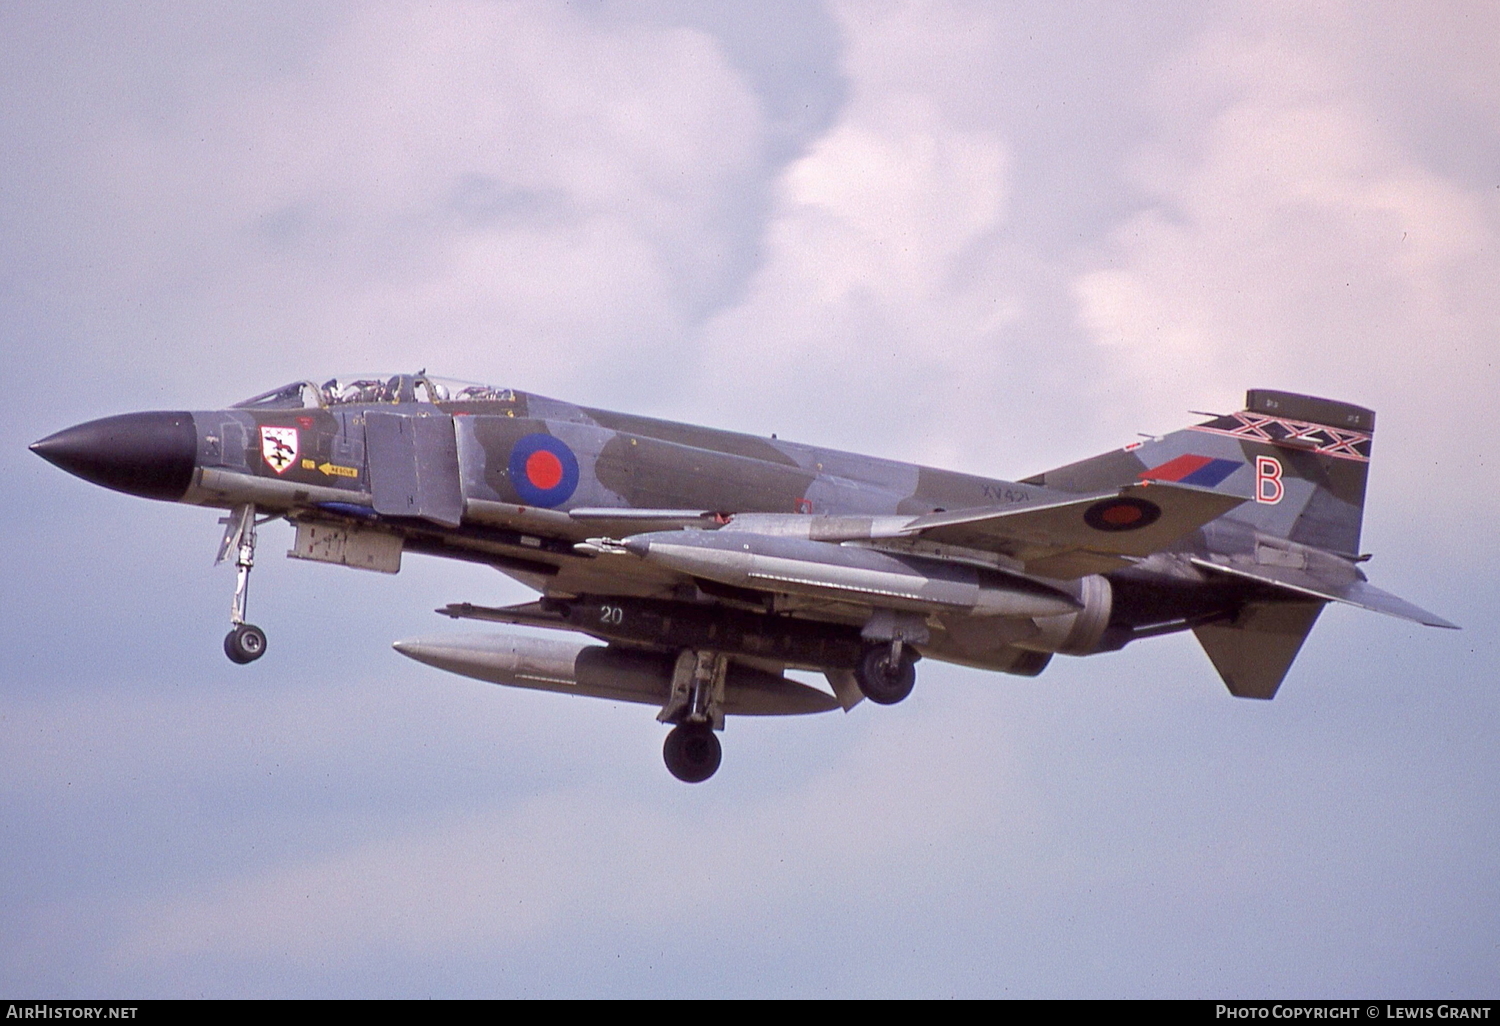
1194, 600, 1324, 700
1190, 558, 1458, 629
903, 482, 1245, 577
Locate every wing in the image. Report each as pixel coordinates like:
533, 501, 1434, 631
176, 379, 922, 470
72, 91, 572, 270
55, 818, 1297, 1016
898, 481, 1246, 578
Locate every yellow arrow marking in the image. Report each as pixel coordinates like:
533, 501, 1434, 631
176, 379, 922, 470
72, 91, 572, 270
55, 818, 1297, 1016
317, 462, 360, 478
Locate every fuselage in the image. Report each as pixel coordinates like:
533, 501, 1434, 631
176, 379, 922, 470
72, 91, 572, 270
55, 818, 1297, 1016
27, 374, 1298, 677
33, 376, 1455, 781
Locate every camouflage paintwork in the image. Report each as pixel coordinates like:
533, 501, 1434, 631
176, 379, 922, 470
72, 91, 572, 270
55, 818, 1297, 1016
42, 374, 1451, 702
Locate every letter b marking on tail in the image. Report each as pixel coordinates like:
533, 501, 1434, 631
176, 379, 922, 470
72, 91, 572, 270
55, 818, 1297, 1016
1255, 455, 1284, 505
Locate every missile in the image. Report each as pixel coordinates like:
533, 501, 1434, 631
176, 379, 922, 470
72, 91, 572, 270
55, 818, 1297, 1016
617, 530, 1083, 618
393, 631, 840, 716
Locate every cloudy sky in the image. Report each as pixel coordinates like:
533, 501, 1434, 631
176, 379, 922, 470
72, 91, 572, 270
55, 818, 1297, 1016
2, 0, 1496, 998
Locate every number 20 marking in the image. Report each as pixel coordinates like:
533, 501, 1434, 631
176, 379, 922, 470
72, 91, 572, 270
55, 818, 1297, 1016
599, 605, 624, 625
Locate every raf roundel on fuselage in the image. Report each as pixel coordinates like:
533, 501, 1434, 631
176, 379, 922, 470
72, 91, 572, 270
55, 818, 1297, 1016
507, 433, 580, 507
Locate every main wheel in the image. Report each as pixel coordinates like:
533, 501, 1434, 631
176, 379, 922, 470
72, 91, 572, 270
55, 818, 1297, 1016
225, 623, 268, 664
663, 723, 722, 783
854, 645, 917, 705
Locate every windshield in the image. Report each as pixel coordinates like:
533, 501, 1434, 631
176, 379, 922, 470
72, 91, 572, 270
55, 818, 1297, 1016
234, 374, 516, 409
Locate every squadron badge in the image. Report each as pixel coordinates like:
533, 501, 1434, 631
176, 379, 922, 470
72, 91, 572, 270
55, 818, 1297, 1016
260, 425, 299, 474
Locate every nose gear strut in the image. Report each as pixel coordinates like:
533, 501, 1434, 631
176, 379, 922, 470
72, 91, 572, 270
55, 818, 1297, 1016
217, 503, 269, 663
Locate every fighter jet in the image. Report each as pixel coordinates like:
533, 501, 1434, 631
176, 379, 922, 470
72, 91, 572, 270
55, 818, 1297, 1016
31, 375, 1455, 782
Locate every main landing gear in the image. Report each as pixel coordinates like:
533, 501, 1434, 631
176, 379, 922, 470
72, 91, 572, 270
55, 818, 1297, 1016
651, 640, 920, 781
663, 723, 722, 783
853, 639, 919, 705
659, 649, 727, 783
218, 503, 269, 664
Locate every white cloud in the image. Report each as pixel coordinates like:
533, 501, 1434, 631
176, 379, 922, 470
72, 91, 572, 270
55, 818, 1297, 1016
1071, 4, 1500, 527
28, 2, 770, 399
686, 2, 1021, 470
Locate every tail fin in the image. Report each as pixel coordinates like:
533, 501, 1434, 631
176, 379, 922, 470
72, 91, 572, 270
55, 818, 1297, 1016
1022, 389, 1375, 555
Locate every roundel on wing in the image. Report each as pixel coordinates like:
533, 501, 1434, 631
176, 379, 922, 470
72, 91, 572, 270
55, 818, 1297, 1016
1083, 496, 1162, 533
507, 433, 580, 507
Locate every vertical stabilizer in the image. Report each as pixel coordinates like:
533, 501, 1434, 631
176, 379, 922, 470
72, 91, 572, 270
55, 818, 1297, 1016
1023, 389, 1376, 555
1189, 391, 1373, 554
1193, 600, 1324, 699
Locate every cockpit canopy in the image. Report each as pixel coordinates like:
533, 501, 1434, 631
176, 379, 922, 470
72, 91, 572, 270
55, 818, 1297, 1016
234, 374, 515, 410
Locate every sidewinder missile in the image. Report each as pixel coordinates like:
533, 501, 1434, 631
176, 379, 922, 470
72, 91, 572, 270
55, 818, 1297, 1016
619, 530, 1082, 618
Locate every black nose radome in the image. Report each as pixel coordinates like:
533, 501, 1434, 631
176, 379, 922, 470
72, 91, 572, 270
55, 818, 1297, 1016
31, 411, 197, 502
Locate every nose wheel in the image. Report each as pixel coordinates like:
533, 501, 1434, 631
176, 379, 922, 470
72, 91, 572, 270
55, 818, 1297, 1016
225, 623, 268, 664
217, 503, 269, 664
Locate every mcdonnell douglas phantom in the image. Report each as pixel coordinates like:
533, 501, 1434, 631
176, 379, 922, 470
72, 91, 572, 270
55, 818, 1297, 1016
32, 375, 1455, 781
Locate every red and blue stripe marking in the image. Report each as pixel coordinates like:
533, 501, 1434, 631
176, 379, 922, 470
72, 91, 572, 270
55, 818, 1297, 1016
1140, 454, 1241, 488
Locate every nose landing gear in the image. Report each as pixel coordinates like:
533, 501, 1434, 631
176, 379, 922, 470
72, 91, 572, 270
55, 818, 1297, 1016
225, 623, 267, 664
217, 503, 268, 664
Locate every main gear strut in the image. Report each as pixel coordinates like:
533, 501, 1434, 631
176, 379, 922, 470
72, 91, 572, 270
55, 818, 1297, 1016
658, 649, 727, 782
